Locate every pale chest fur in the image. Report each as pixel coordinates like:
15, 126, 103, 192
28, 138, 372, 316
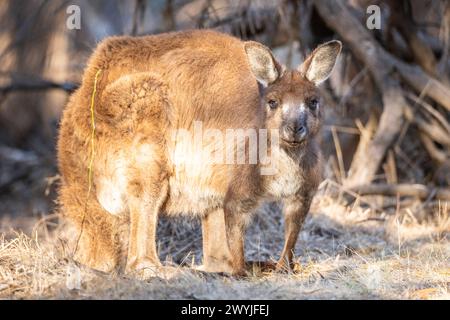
262, 147, 304, 199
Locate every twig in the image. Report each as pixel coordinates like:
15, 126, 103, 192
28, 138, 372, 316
331, 126, 346, 183
418, 132, 447, 164
404, 91, 450, 135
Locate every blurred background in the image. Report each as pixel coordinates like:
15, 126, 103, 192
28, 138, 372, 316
0, 0, 449, 235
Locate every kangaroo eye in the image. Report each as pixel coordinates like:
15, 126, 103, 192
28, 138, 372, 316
309, 98, 319, 111
268, 100, 278, 109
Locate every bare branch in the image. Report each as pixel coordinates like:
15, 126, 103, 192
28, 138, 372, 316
0, 78, 78, 94
351, 183, 450, 201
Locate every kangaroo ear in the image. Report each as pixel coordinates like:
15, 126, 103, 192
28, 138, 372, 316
244, 41, 281, 87
299, 40, 342, 86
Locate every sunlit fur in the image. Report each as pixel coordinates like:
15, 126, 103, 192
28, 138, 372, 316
57, 29, 340, 275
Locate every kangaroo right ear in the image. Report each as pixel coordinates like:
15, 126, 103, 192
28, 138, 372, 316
244, 41, 281, 87
299, 40, 342, 86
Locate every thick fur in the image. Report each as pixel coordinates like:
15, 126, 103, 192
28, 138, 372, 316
57, 29, 340, 276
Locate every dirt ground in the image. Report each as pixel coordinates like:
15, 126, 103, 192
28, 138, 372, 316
0, 186, 449, 300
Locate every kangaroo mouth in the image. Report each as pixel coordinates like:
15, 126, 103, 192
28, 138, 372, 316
280, 138, 305, 147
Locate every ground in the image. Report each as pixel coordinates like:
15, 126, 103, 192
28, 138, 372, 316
0, 186, 449, 300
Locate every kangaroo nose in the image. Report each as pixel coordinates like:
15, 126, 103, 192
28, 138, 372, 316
298, 125, 306, 135
287, 124, 307, 135
297, 125, 308, 140
286, 125, 295, 135
286, 125, 308, 139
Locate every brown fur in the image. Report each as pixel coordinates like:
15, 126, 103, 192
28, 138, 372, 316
57, 29, 341, 276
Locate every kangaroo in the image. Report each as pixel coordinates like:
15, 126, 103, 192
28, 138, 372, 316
57, 29, 341, 277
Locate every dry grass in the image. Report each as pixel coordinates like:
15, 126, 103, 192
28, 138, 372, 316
0, 192, 449, 300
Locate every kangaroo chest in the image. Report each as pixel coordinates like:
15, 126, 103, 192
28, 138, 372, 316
263, 147, 304, 199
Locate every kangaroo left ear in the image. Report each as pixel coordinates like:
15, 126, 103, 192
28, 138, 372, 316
299, 40, 342, 86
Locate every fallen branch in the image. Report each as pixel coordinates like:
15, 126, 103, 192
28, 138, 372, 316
0, 78, 78, 94
351, 183, 450, 201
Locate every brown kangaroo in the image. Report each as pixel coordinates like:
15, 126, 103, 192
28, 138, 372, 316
57, 29, 341, 277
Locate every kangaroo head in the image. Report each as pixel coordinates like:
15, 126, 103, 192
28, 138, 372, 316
245, 40, 342, 148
